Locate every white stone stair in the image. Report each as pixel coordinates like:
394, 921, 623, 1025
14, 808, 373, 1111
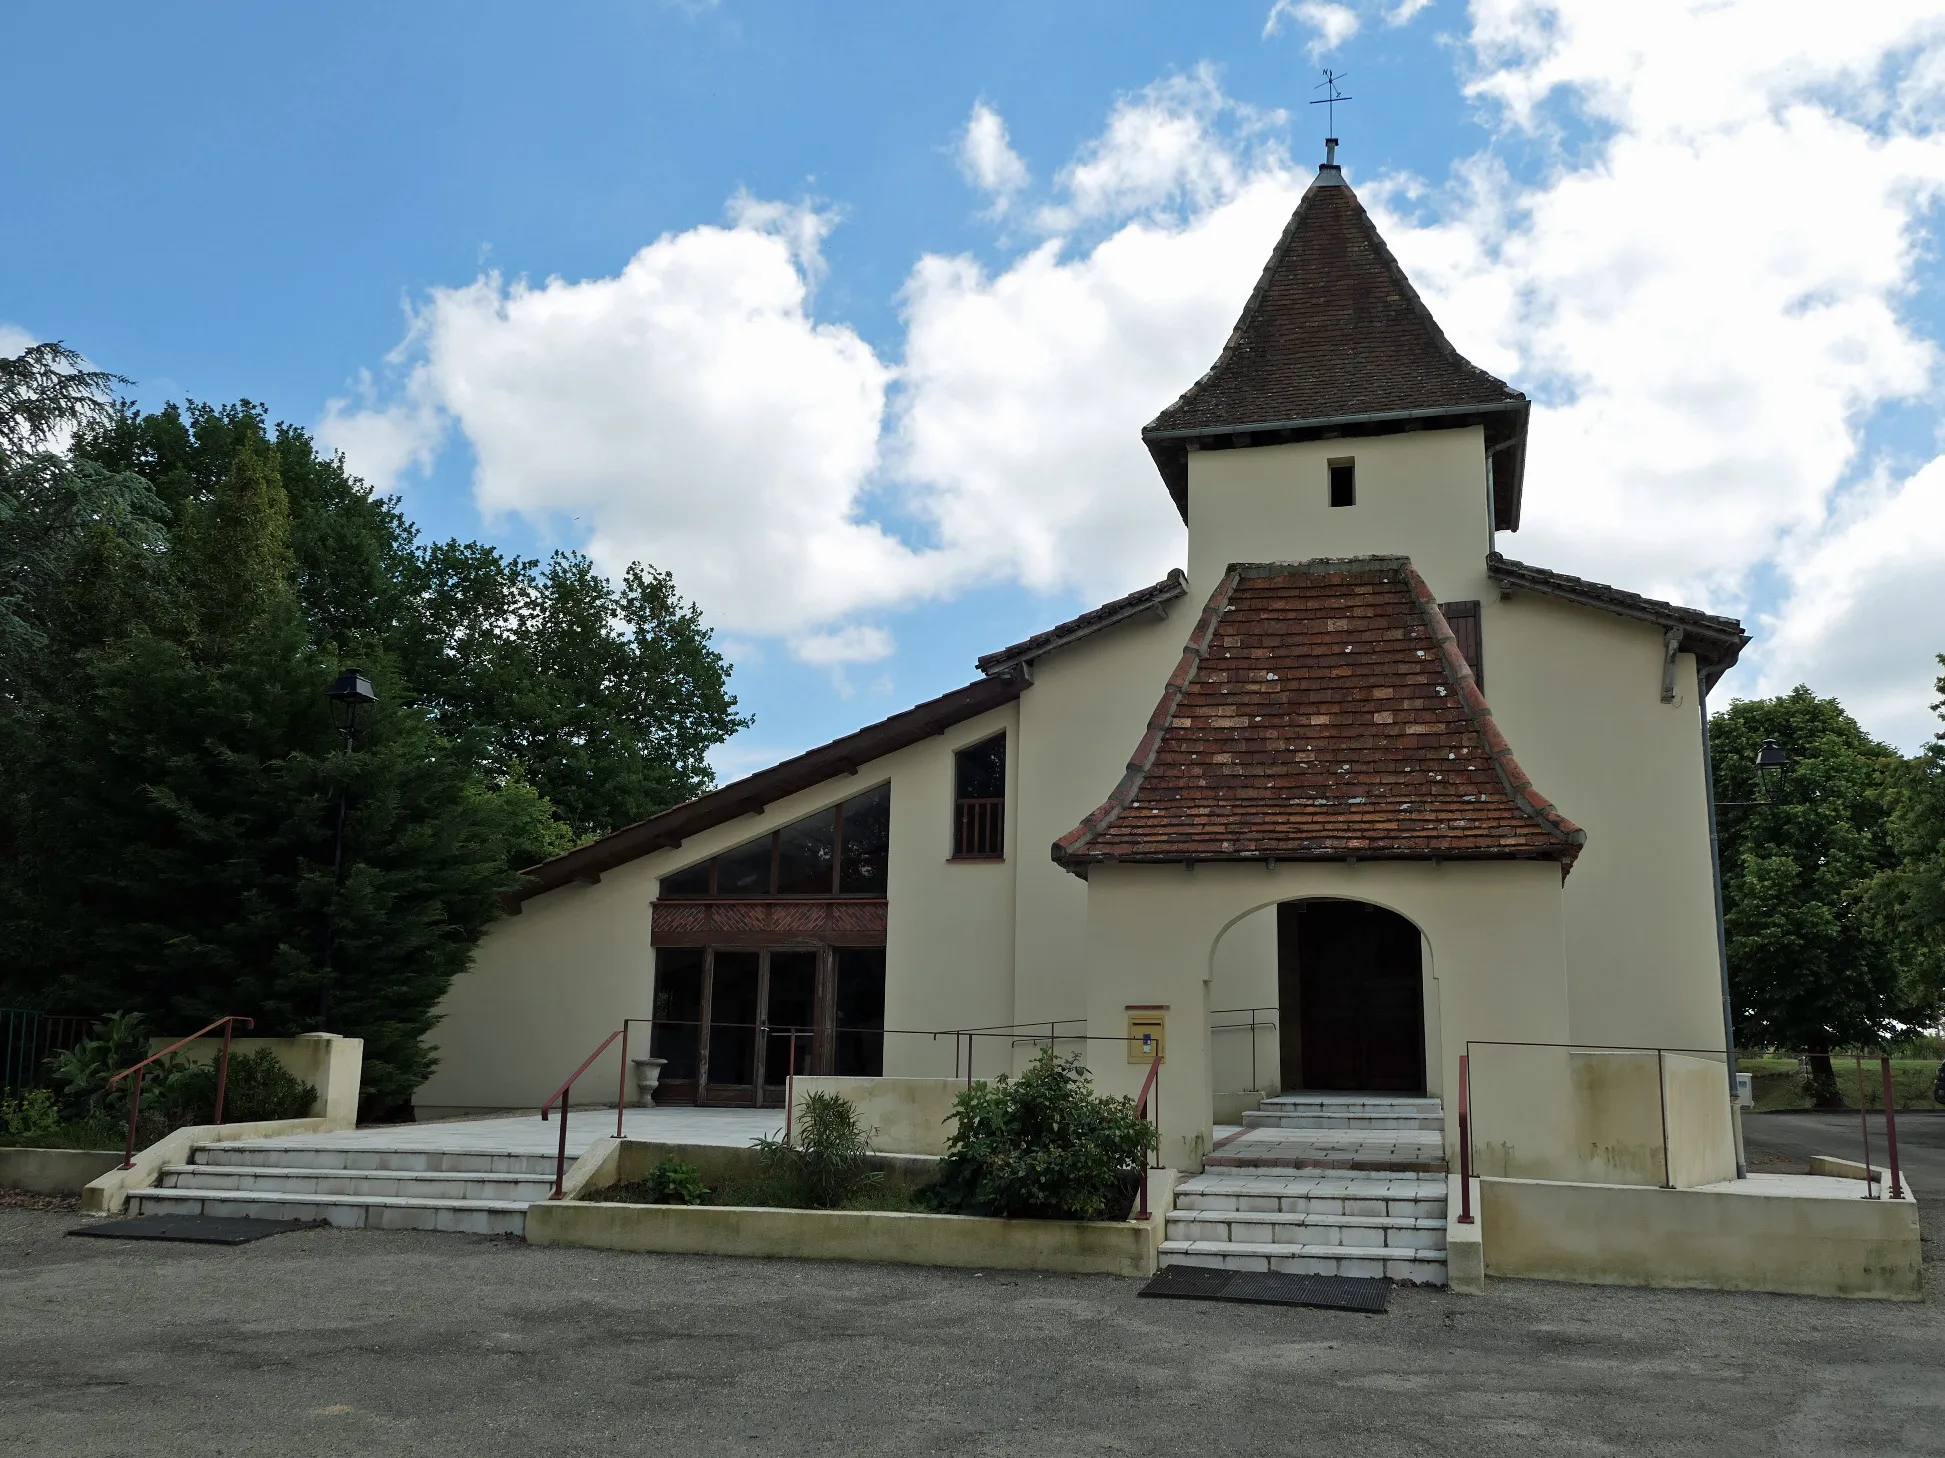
1243, 1094, 1445, 1132
1162, 1095, 1451, 1285
126, 1141, 555, 1235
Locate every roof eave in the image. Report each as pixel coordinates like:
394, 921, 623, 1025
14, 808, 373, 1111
1144, 401, 1528, 529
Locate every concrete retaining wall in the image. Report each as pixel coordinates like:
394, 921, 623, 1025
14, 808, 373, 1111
789, 1077, 965, 1156
0, 1147, 123, 1194
526, 1197, 1163, 1276
148, 1032, 363, 1126
1481, 1173, 1921, 1300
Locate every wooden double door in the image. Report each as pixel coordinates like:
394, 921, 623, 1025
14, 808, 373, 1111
650, 944, 885, 1107
1277, 900, 1427, 1094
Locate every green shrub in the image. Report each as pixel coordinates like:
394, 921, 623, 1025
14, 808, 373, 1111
919, 1049, 1156, 1221
1, 1088, 62, 1142
750, 1092, 881, 1209
42, 1015, 314, 1145
644, 1156, 708, 1206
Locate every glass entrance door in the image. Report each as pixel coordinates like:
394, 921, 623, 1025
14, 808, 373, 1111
761, 950, 819, 1105
701, 950, 761, 1106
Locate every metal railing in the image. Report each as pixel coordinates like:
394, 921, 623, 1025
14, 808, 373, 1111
1456, 1041, 1906, 1210
1210, 1006, 1278, 1093
105, 1015, 255, 1169
1, 1009, 95, 1093
536, 1017, 1169, 1216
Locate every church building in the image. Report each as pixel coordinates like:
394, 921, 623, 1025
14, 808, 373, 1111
418, 147, 1750, 1202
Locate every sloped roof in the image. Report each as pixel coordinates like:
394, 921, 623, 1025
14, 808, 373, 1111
977, 570, 1189, 676
504, 671, 1027, 911
1486, 552, 1748, 675
1053, 558, 1585, 874
1143, 165, 1529, 529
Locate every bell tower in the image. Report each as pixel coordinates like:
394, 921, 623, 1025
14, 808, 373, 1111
1143, 147, 1528, 604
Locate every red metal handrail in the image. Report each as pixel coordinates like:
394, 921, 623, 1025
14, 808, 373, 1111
1879, 1056, 1904, 1201
105, 1015, 255, 1169
1456, 1052, 1474, 1224
538, 1028, 622, 1200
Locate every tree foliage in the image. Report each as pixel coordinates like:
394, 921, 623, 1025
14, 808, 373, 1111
1, 345, 746, 1110
1712, 686, 1933, 1100
1879, 659, 1945, 998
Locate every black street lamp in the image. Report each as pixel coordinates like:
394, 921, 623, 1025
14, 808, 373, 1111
320, 669, 377, 1030
1719, 737, 1790, 810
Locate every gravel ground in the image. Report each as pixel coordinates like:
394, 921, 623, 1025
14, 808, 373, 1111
3, 1172, 1943, 1458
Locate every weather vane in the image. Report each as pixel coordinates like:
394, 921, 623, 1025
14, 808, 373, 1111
1311, 69, 1353, 164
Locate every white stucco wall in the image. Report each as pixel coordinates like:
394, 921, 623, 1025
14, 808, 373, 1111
1186, 427, 1492, 606
416, 700, 1021, 1112
1006, 598, 1198, 1069
1208, 906, 1277, 1095
1082, 859, 1574, 1174
1480, 590, 1729, 1060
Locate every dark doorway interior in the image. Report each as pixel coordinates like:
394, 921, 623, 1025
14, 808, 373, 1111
1277, 900, 1426, 1094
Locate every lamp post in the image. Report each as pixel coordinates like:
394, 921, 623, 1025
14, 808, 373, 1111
320, 669, 376, 1030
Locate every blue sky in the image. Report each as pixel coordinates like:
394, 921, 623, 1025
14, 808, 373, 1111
6, 1, 1945, 773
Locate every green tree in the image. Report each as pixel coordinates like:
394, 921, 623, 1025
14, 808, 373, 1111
1879, 659, 1945, 1006
1712, 686, 1917, 1103
397, 543, 748, 839
4, 352, 745, 1108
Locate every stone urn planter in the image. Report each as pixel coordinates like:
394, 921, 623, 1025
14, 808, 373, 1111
631, 1056, 669, 1108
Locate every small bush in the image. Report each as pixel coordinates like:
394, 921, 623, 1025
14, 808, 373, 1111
1, 1089, 62, 1142
40, 1015, 315, 1147
919, 1050, 1156, 1221
644, 1156, 708, 1206
750, 1092, 881, 1210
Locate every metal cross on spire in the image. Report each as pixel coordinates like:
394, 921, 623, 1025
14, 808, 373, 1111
1311, 69, 1353, 165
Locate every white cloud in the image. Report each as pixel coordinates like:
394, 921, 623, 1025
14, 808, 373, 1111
0, 323, 35, 358
1032, 66, 1276, 233
1386, 0, 1433, 23
1351, 0, 1945, 747
790, 624, 895, 666
957, 102, 1030, 213
1264, 1, 1361, 57
328, 8, 1945, 748
318, 366, 442, 495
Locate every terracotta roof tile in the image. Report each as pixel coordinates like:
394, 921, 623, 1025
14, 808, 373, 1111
1053, 558, 1584, 874
1486, 552, 1748, 674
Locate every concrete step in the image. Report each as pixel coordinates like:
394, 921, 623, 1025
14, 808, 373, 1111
127, 1185, 529, 1235
1260, 1094, 1443, 1116
158, 1164, 556, 1203
1207, 1127, 1448, 1174
189, 1143, 560, 1177
1168, 1210, 1446, 1251
1243, 1108, 1445, 1132
1174, 1171, 1446, 1219
1159, 1238, 1447, 1285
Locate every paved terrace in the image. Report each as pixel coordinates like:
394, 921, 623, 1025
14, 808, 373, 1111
234, 1106, 784, 1159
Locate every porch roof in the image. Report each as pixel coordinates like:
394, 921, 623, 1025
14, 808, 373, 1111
1052, 557, 1585, 875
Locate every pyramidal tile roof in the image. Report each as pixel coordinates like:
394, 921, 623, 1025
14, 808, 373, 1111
1143, 164, 1529, 528
1052, 558, 1585, 874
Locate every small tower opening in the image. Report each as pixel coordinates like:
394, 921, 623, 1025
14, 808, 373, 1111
1328, 457, 1356, 508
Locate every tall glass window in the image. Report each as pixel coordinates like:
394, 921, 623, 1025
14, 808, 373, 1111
658, 784, 892, 899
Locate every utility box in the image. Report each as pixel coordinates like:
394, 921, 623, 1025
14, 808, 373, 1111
1735, 1072, 1753, 1109
1126, 1008, 1166, 1065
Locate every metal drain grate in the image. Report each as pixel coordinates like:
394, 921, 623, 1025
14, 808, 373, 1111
69, 1215, 326, 1245
1139, 1264, 1389, 1313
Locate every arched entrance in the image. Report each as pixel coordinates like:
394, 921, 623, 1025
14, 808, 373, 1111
1278, 899, 1426, 1094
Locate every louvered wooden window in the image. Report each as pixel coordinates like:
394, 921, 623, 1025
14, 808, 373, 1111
1439, 600, 1484, 687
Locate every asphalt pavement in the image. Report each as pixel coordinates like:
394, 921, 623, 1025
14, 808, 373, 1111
4, 1185, 1943, 1458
